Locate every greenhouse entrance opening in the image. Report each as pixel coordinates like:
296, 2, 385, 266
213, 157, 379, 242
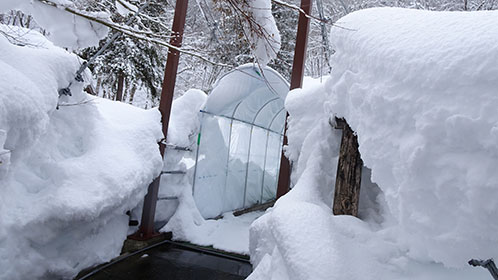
192, 64, 289, 219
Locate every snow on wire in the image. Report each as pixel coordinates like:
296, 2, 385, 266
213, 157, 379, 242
58, 1, 150, 98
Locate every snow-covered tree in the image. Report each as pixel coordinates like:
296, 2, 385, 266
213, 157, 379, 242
3, 0, 497, 106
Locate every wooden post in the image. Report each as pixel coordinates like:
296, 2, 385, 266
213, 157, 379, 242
276, 0, 312, 199
333, 118, 363, 217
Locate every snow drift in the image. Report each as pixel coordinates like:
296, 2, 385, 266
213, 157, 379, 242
0, 25, 162, 279
0, 0, 109, 49
248, 7, 498, 280
155, 89, 207, 230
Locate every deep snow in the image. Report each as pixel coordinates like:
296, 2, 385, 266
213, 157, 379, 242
0, 25, 163, 279
1, 4, 497, 280
0, 0, 109, 49
157, 87, 262, 255
158, 66, 285, 255
247, 7, 498, 280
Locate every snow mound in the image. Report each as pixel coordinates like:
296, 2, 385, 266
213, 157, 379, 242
0, 25, 162, 279
158, 87, 265, 255
167, 89, 207, 148
157, 89, 211, 243
154, 89, 207, 224
328, 7, 498, 267
0, 0, 109, 49
248, 7, 498, 280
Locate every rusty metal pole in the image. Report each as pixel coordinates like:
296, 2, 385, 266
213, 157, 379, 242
276, 0, 312, 199
131, 0, 189, 240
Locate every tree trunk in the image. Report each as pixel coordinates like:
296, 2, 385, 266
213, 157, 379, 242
95, 77, 102, 97
333, 118, 363, 217
26, 15, 32, 29
129, 84, 137, 105
122, 80, 129, 102
116, 72, 124, 101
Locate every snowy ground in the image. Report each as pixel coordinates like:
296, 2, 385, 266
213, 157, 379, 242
172, 211, 264, 255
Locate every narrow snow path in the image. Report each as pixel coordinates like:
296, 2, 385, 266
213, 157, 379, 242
179, 211, 264, 255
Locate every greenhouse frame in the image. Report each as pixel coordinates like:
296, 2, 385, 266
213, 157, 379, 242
192, 64, 290, 218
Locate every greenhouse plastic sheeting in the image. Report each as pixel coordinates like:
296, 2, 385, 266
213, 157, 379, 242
203, 64, 289, 133
193, 64, 288, 219
193, 115, 231, 218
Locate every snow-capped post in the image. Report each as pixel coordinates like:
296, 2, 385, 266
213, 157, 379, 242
132, 0, 189, 240
276, 0, 312, 199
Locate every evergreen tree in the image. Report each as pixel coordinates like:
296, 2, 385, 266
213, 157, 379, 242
78, 0, 170, 105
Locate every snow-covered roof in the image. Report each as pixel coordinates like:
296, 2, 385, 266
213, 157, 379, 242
258, 7, 498, 276
203, 64, 289, 134
330, 7, 498, 95
327, 7, 498, 269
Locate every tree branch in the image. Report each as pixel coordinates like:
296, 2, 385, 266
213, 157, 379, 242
35, 0, 231, 68
271, 0, 330, 24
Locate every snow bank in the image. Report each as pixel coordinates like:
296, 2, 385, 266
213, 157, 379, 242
153, 88, 209, 241
248, 8, 498, 280
328, 7, 498, 267
166, 89, 207, 148
0, 0, 109, 49
168, 211, 263, 255
153, 89, 207, 224
0, 25, 162, 279
157, 88, 267, 255
155, 88, 227, 246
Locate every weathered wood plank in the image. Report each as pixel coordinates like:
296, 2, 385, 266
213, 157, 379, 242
333, 118, 363, 217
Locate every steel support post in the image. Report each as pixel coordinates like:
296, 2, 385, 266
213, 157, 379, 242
131, 0, 189, 240
242, 126, 255, 208
276, 0, 312, 199
260, 130, 271, 203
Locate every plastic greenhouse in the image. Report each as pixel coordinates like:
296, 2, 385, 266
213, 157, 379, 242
192, 64, 289, 219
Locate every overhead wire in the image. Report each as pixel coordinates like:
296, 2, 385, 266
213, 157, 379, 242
58, 1, 151, 97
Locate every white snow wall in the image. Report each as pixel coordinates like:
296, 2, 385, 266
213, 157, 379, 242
326, 8, 498, 267
0, 0, 109, 49
248, 7, 498, 280
0, 26, 163, 280
153, 89, 208, 224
